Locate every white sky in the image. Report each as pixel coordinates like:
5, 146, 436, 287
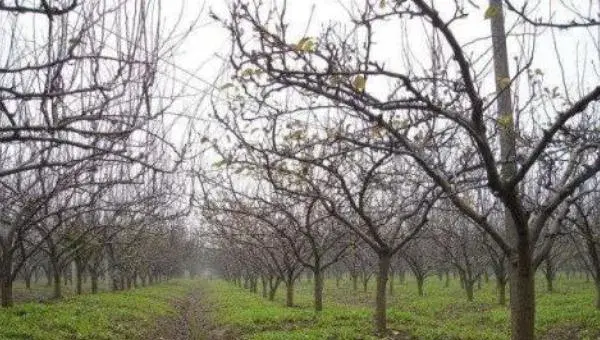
163, 0, 598, 109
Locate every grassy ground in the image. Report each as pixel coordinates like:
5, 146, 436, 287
201, 275, 600, 340
0, 280, 197, 340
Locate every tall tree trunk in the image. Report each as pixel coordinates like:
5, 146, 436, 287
374, 253, 391, 335
488, 1, 535, 339
313, 268, 324, 312
352, 273, 358, 291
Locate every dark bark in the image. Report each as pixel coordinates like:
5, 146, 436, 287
596, 281, 600, 310
75, 262, 85, 295
268, 276, 280, 301
374, 253, 391, 335
416, 276, 424, 297
285, 280, 294, 307
0, 261, 13, 308
313, 269, 324, 312
53, 268, 62, 299
496, 277, 507, 306
465, 280, 474, 302
509, 245, 535, 340
261, 276, 267, 298
91, 274, 99, 294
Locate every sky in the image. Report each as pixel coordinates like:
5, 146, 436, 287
163, 0, 598, 108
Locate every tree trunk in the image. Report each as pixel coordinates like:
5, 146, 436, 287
352, 273, 358, 291
268, 277, 280, 301
75, 262, 84, 295
91, 273, 99, 294
497, 278, 506, 306
465, 281, 474, 302
45, 266, 52, 287
374, 253, 391, 335
23, 268, 32, 290
444, 271, 450, 288
488, 0, 535, 337
509, 247, 535, 340
53, 269, 62, 299
251, 276, 258, 294
0, 268, 13, 307
595, 280, 600, 310
261, 276, 268, 298
545, 273, 553, 293
313, 269, 324, 312
388, 272, 394, 296
285, 280, 294, 307
417, 276, 424, 297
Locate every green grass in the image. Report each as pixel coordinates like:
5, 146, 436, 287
0, 279, 196, 340
202, 275, 600, 339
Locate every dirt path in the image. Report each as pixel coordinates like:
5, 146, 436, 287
150, 285, 237, 340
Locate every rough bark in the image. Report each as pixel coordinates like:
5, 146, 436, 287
374, 253, 391, 335
509, 245, 535, 340
489, 1, 536, 338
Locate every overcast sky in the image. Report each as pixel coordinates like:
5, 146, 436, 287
158, 0, 598, 150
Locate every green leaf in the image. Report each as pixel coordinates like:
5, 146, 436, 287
241, 68, 255, 77
352, 75, 366, 93
212, 159, 229, 168
294, 37, 317, 53
497, 113, 513, 130
484, 5, 500, 20
498, 77, 511, 90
